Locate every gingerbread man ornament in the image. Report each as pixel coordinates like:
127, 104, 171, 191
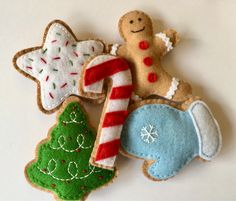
110, 10, 192, 102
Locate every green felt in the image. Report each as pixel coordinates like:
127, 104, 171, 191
26, 102, 115, 200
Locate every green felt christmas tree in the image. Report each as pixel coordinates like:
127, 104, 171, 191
25, 98, 116, 201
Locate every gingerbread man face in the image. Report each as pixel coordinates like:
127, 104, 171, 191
119, 10, 153, 41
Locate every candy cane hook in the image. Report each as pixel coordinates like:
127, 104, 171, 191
83, 55, 132, 169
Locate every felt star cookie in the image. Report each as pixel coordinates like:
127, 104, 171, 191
13, 20, 105, 113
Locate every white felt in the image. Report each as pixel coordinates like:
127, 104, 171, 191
96, 156, 116, 167
188, 101, 222, 160
16, 22, 104, 111
83, 80, 104, 93
99, 126, 123, 144
111, 69, 132, 87
106, 99, 130, 113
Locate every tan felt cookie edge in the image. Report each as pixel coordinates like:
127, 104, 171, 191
13, 19, 106, 114
24, 96, 118, 200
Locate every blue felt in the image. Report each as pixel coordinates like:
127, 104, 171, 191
121, 104, 199, 180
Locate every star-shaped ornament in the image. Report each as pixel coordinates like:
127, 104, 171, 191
13, 20, 105, 113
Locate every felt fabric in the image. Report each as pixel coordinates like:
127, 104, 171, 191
164, 77, 180, 99
155, 32, 173, 52
188, 101, 222, 160
83, 55, 132, 169
110, 85, 133, 99
15, 21, 104, 112
26, 101, 115, 200
84, 58, 129, 86
102, 111, 129, 127
110, 44, 120, 55
95, 139, 121, 161
114, 10, 192, 102
121, 100, 221, 180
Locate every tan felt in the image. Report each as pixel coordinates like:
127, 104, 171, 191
115, 10, 193, 102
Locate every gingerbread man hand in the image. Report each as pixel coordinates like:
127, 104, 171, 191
155, 29, 180, 56
110, 10, 192, 102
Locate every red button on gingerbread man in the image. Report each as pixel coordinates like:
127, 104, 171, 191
110, 10, 192, 102
143, 56, 153, 67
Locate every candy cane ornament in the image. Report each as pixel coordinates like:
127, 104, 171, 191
83, 55, 132, 169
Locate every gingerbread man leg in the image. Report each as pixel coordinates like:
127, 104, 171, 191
163, 78, 192, 102
171, 80, 192, 101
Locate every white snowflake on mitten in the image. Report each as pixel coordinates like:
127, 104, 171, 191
15, 20, 104, 112
140, 124, 158, 144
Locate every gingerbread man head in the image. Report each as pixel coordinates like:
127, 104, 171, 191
119, 10, 153, 41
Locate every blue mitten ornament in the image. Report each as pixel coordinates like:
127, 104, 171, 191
121, 99, 221, 181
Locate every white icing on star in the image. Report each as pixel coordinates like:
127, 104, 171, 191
16, 21, 104, 112
140, 124, 158, 144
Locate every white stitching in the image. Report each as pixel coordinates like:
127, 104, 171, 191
62, 111, 84, 124
38, 160, 100, 181
140, 124, 158, 144
51, 134, 92, 153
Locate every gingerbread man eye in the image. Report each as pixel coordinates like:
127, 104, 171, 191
138, 18, 142, 21
129, 20, 134, 24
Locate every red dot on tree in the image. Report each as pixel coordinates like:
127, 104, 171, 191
139, 40, 149, 50
80, 186, 86, 190
147, 73, 158, 83
61, 160, 66, 164
98, 175, 104, 180
72, 106, 77, 110
62, 122, 67, 126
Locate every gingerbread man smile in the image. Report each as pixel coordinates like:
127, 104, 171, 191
131, 26, 145, 33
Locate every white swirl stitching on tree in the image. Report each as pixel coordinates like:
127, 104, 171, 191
38, 159, 101, 181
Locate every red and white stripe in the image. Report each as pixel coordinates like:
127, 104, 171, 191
83, 55, 132, 169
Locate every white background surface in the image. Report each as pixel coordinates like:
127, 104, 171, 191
0, 0, 236, 200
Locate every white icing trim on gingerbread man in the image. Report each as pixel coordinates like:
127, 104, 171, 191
164, 77, 180, 99
155, 32, 173, 52
110, 44, 120, 55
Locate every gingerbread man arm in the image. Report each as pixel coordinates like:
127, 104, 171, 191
154, 29, 180, 56
109, 44, 129, 59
